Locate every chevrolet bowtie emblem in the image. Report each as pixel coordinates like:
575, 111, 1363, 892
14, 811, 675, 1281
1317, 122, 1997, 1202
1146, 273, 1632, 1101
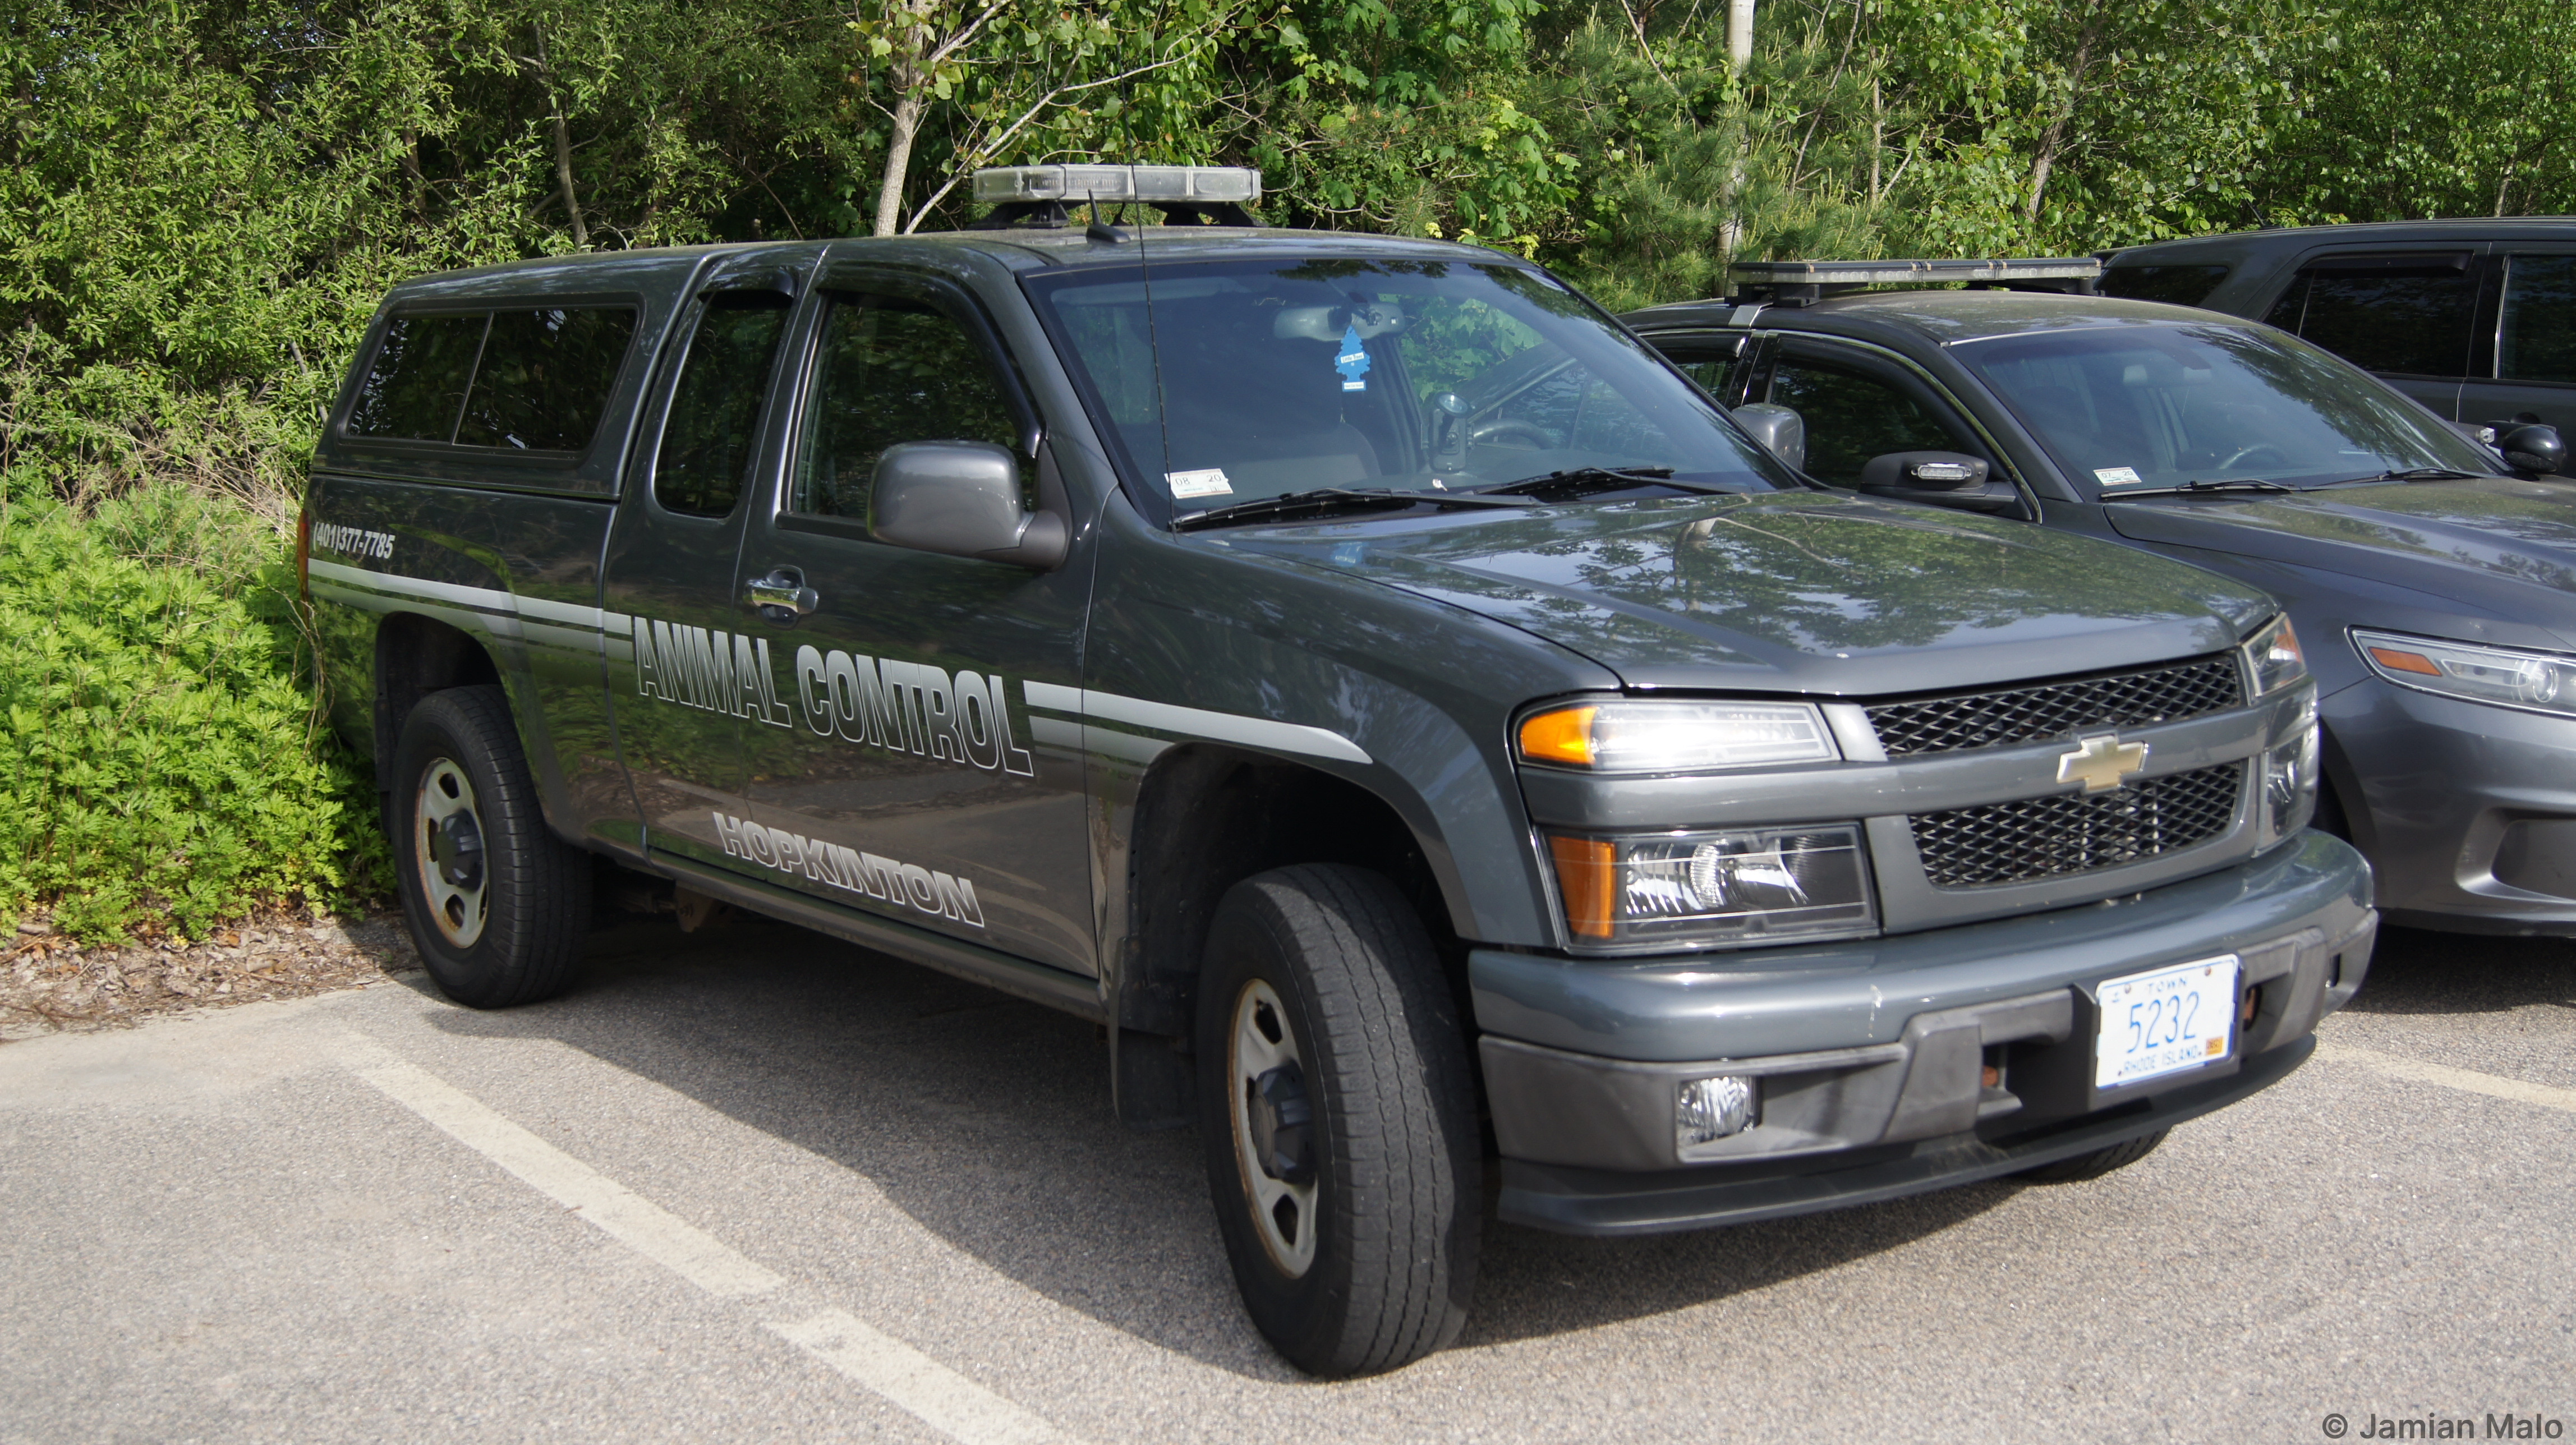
2057, 733, 2149, 793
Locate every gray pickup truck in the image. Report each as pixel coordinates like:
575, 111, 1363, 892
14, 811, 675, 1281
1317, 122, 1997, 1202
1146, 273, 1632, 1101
301, 167, 2376, 1377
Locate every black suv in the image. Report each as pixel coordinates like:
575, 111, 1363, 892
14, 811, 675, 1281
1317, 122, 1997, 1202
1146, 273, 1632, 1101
2101, 219, 2576, 435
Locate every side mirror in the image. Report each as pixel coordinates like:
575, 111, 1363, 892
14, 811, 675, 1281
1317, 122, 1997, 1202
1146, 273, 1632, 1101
2496, 423, 2566, 477
872, 441, 1069, 570
1855, 450, 2020, 513
1732, 403, 1806, 472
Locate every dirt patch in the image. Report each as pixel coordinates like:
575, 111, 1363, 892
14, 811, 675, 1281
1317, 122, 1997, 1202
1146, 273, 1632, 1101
0, 912, 421, 1042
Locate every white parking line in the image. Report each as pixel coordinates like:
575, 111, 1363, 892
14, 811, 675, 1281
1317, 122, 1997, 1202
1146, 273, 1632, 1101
2315, 1042, 2576, 1115
770, 1310, 1071, 1445
351, 1058, 786, 1297
343, 1043, 1082, 1445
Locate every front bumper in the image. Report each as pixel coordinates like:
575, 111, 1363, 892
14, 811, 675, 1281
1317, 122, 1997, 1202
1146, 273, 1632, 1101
1471, 830, 2376, 1235
2328, 676, 2576, 934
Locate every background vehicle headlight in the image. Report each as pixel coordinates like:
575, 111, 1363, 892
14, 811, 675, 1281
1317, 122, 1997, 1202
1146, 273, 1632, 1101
2354, 628, 2576, 717
1544, 824, 1875, 950
2242, 615, 2307, 697
1518, 700, 1837, 773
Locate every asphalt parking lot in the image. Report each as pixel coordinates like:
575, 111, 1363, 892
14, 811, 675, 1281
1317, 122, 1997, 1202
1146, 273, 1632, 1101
2, 915, 2568, 1443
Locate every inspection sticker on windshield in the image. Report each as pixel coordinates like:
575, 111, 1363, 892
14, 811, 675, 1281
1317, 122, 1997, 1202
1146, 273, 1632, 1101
1335, 323, 1372, 393
1167, 468, 1234, 498
2094, 466, 2145, 488
2094, 955, 2239, 1089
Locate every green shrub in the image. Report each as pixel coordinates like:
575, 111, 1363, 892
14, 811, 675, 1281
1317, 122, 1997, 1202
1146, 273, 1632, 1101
0, 487, 388, 943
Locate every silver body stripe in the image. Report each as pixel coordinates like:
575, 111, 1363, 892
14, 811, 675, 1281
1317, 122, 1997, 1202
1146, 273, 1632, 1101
1022, 680, 1370, 765
1028, 715, 1169, 766
307, 560, 627, 640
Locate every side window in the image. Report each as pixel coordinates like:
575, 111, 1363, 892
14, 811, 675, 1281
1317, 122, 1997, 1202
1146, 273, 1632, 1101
2262, 262, 2474, 378
2498, 255, 2576, 385
654, 296, 791, 518
457, 307, 637, 451
1769, 359, 1968, 488
791, 294, 1026, 522
2099, 264, 2230, 307
348, 313, 489, 440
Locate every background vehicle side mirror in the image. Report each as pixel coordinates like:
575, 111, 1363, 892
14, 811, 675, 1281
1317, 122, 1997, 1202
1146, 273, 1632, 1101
872, 441, 1069, 570
1856, 450, 2021, 513
1731, 403, 1806, 472
2496, 423, 2566, 477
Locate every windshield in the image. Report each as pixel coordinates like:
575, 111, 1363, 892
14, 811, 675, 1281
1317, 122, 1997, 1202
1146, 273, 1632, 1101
1024, 257, 1788, 520
1952, 321, 2499, 498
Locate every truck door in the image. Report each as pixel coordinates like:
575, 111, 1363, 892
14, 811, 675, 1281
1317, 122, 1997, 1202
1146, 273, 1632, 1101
2460, 245, 2576, 435
600, 256, 807, 868
726, 269, 1096, 976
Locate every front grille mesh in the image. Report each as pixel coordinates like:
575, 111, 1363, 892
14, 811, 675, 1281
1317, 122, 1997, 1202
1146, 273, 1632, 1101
1866, 656, 2245, 757
1910, 763, 2244, 889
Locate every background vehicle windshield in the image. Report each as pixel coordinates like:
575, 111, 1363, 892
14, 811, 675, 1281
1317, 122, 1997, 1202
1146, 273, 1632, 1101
1027, 257, 1786, 516
1954, 321, 2499, 497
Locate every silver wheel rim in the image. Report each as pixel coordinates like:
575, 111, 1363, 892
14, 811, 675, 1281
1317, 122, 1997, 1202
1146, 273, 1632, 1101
415, 758, 489, 949
1229, 978, 1319, 1278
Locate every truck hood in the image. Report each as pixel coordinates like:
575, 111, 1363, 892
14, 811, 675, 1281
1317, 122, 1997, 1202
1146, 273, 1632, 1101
1231, 493, 2270, 695
2105, 477, 2576, 622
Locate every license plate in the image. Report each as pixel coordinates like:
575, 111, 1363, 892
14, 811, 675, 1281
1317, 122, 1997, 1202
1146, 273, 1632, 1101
2094, 955, 2240, 1089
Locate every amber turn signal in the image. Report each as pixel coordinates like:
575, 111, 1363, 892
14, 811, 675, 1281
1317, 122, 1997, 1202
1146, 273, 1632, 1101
1546, 834, 1617, 938
1519, 706, 1599, 768
2366, 645, 2441, 677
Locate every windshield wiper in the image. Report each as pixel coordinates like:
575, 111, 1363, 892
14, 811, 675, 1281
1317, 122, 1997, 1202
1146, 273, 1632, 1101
1171, 486, 1534, 532
2324, 467, 2488, 485
1475, 465, 1734, 501
2103, 477, 2300, 499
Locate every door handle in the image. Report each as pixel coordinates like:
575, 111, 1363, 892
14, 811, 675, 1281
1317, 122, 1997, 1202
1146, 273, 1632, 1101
746, 566, 820, 624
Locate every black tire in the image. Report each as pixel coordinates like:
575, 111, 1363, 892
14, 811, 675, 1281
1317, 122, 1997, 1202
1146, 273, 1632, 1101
2016, 1127, 2169, 1184
391, 685, 587, 1008
1194, 863, 1480, 1378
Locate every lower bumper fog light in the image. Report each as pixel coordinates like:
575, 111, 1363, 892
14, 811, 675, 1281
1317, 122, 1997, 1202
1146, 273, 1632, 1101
1677, 1074, 1759, 1149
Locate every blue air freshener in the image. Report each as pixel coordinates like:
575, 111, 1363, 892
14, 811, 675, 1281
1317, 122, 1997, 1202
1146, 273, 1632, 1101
1335, 324, 1372, 393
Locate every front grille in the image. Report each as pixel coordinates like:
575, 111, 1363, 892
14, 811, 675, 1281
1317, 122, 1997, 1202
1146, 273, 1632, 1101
1866, 656, 2246, 757
1910, 763, 2244, 889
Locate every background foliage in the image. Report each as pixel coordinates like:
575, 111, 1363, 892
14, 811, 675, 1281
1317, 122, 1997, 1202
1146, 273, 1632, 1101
4, 0, 2570, 937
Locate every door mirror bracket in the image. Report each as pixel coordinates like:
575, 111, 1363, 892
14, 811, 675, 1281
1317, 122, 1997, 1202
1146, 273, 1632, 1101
872, 440, 1071, 570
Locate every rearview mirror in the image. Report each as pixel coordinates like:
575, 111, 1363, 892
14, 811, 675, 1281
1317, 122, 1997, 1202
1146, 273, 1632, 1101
872, 441, 1069, 570
1855, 450, 2020, 514
1732, 403, 1806, 472
2496, 423, 2566, 477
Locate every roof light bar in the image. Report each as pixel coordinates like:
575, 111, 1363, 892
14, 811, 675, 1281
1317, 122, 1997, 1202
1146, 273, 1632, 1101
1727, 257, 2101, 284
972, 164, 1261, 206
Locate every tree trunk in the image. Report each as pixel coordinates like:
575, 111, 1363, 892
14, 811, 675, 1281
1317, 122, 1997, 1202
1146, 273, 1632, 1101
2025, 9, 2109, 226
533, 26, 587, 249
1719, 0, 1755, 257
873, 88, 926, 238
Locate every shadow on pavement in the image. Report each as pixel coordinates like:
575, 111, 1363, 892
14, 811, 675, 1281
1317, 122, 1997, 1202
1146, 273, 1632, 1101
424, 914, 2013, 1377
2342, 926, 2576, 1017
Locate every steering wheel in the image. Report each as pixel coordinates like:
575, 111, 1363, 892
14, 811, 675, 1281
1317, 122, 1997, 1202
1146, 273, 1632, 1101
1469, 419, 1556, 449
2215, 443, 2290, 472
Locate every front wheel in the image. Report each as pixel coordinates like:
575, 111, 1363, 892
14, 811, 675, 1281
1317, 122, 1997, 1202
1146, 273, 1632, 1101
392, 685, 587, 1008
1195, 864, 1480, 1377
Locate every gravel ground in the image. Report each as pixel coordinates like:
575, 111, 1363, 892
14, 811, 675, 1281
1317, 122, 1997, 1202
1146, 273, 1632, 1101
0, 910, 418, 1042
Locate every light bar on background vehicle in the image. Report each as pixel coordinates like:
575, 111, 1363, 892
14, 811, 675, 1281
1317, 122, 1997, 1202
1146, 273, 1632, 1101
972, 164, 1262, 206
1727, 257, 2103, 286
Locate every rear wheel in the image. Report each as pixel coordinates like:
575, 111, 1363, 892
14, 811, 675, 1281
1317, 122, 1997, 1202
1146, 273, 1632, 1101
392, 685, 587, 1008
2016, 1127, 2169, 1184
1195, 864, 1480, 1378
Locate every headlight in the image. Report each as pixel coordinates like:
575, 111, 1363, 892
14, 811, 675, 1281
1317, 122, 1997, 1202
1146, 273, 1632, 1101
1518, 700, 1837, 773
2242, 615, 2307, 697
2256, 703, 2320, 850
1544, 824, 1875, 951
2354, 629, 2576, 717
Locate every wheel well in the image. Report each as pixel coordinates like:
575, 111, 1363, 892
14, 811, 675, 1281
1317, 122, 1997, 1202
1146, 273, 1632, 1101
373, 613, 503, 785
1119, 746, 1461, 1041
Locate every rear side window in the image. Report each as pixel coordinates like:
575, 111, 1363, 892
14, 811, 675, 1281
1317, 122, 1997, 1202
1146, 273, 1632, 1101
2262, 259, 2474, 378
2498, 255, 2576, 385
652, 296, 792, 518
456, 309, 637, 450
348, 314, 488, 440
2098, 264, 2229, 307
348, 305, 636, 450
